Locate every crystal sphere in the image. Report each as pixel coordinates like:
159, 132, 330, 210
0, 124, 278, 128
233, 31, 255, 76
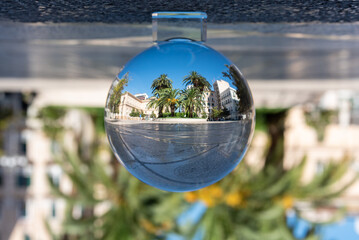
105, 39, 255, 192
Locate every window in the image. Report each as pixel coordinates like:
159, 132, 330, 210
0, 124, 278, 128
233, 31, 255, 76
316, 161, 324, 174
17, 175, 30, 187
51, 200, 56, 218
48, 165, 62, 188
0, 168, 3, 187
20, 131, 27, 155
0, 198, 2, 218
16, 173, 31, 187
19, 200, 27, 218
16, 167, 31, 188
50, 141, 61, 155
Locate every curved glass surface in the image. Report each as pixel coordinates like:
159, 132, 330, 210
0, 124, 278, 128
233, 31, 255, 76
105, 39, 255, 192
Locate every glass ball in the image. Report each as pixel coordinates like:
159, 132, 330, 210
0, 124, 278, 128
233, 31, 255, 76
105, 39, 255, 192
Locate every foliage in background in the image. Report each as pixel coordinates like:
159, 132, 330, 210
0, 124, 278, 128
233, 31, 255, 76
38, 106, 105, 137
255, 108, 288, 133
40, 106, 357, 240
0, 107, 13, 155
43, 107, 184, 240
304, 109, 338, 141
0, 98, 14, 153
181, 157, 355, 240
38, 106, 66, 139
179, 108, 356, 240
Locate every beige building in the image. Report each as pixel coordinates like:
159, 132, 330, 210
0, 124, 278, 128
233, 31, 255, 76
106, 91, 158, 119
0, 124, 67, 240
202, 90, 217, 116
283, 105, 359, 212
245, 102, 359, 217
119, 92, 157, 119
213, 80, 230, 109
220, 87, 239, 119
213, 80, 240, 119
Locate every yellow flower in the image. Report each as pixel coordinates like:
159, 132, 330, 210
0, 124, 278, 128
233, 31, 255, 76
201, 196, 215, 207
184, 185, 225, 207
281, 195, 294, 209
209, 185, 223, 199
140, 218, 158, 234
225, 192, 243, 208
196, 185, 223, 207
184, 192, 198, 203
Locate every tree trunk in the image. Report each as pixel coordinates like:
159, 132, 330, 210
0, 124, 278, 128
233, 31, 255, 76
158, 105, 163, 118
171, 105, 175, 117
189, 107, 193, 118
264, 111, 286, 171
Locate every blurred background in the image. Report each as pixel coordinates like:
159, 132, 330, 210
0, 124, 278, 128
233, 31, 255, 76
1, 1, 359, 239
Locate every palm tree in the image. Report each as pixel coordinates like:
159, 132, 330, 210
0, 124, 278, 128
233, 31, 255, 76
148, 88, 180, 117
183, 71, 211, 93
222, 64, 253, 113
42, 107, 183, 240
179, 108, 357, 240
161, 88, 181, 117
151, 74, 173, 93
40, 106, 357, 240
180, 88, 204, 118
147, 90, 164, 117
107, 73, 129, 114
150, 74, 173, 117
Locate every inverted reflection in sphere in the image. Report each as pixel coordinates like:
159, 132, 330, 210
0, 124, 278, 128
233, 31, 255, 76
105, 40, 255, 192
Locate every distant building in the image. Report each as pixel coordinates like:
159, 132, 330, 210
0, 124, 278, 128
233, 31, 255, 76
220, 87, 239, 119
0, 92, 41, 240
117, 92, 158, 119
213, 80, 240, 120
203, 90, 217, 116
213, 80, 230, 108
282, 105, 359, 214
319, 90, 359, 126
134, 93, 149, 100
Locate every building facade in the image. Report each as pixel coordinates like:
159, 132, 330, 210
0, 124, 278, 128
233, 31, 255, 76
118, 92, 158, 119
0, 92, 65, 240
220, 87, 239, 120
106, 92, 158, 120
203, 90, 217, 117
213, 80, 240, 120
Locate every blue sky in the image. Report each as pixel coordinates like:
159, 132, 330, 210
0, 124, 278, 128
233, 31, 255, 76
117, 40, 234, 96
